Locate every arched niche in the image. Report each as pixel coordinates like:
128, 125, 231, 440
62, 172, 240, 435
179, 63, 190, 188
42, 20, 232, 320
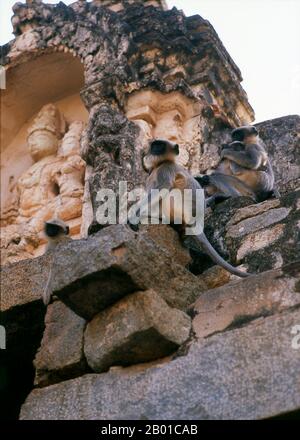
0, 51, 90, 264
1, 51, 86, 150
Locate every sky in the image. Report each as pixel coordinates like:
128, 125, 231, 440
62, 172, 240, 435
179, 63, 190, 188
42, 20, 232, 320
1, 0, 299, 123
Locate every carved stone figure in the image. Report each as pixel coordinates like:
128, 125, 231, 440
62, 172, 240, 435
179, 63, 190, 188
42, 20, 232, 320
126, 91, 201, 171
0, 176, 19, 227
0, 104, 86, 264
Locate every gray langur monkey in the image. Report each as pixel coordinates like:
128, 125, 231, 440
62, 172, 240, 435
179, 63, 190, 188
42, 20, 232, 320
42, 218, 71, 305
130, 139, 250, 278
196, 126, 278, 206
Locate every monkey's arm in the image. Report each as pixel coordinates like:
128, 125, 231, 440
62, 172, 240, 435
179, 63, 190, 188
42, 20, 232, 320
221, 145, 262, 169
208, 173, 256, 198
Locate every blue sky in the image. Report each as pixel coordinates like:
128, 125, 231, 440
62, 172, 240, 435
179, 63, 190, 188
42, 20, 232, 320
1, 0, 299, 122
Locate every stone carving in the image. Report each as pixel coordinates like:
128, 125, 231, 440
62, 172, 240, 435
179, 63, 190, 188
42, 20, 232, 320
0, 175, 19, 227
0, 104, 86, 265
126, 91, 201, 174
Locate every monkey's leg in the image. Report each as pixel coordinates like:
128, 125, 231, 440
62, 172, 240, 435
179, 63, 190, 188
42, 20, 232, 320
208, 174, 257, 200
128, 190, 165, 227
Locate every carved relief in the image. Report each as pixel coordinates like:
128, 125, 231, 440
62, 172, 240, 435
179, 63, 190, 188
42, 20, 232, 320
0, 104, 86, 265
126, 91, 202, 174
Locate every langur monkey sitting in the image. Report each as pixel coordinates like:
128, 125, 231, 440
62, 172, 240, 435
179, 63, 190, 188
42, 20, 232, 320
197, 126, 278, 206
42, 218, 71, 305
131, 139, 250, 278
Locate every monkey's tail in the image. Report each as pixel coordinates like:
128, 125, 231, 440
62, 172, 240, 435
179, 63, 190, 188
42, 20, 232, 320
196, 233, 251, 278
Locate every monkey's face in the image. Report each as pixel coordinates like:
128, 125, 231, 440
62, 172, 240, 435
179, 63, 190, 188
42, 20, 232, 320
44, 221, 69, 238
150, 139, 179, 157
143, 139, 180, 171
231, 126, 258, 142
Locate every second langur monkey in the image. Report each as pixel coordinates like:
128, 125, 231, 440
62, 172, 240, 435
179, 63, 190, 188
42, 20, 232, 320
197, 126, 277, 206
131, 139, 250, 278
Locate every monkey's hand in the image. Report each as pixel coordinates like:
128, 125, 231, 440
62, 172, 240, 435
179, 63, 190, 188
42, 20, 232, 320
127, 219, 139, 232
221, 147, 261, 169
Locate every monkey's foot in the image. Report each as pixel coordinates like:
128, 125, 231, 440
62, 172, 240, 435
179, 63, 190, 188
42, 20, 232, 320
127, 221, 139, 232
195, 175, 211, 187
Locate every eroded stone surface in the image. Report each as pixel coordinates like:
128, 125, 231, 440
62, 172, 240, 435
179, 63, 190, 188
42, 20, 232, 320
34, 301, 87, 387
256, 115, 300, 194
227, 199, 281, 227
204, 191, 299, 274
226, 207, 291, 239
20, 308, 300, 420
139, 224, 191, 267
0, 254, 50, 313
84, 290, 191, 373
192, 262, 300, 339
197, 265, 231, 290
235, 224, 285, 261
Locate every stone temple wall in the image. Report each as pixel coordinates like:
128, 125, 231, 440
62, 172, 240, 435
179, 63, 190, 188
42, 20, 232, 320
0, 0, 299, 420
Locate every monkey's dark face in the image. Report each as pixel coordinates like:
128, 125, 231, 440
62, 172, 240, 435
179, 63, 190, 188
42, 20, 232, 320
150, 139, 179, 157
232, 126, 258, 142
45, 222, 69, 238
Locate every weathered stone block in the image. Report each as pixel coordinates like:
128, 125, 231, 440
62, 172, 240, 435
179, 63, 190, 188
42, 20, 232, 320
139, 224, 191, 267
226, 207, 291, 239
226, 199, 281, 227
192, 262, 300, 339
0, 254, 50, 313
84, 289, 191, 372
20, 308, 300, 420
197, 265, 231, 290
34, 301, 87, 387
235, 224, 285, 262
51, 225, 206, 319
204, 190, 299, 274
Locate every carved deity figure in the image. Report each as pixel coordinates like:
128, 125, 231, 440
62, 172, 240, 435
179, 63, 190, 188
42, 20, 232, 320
126, 91, 200, 170
0, 104, 86, 265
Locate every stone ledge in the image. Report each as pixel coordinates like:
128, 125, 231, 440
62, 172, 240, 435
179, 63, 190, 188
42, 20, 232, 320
0, 254, 51, 313
192, 261, 300, 339
20, 308, 300, 420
